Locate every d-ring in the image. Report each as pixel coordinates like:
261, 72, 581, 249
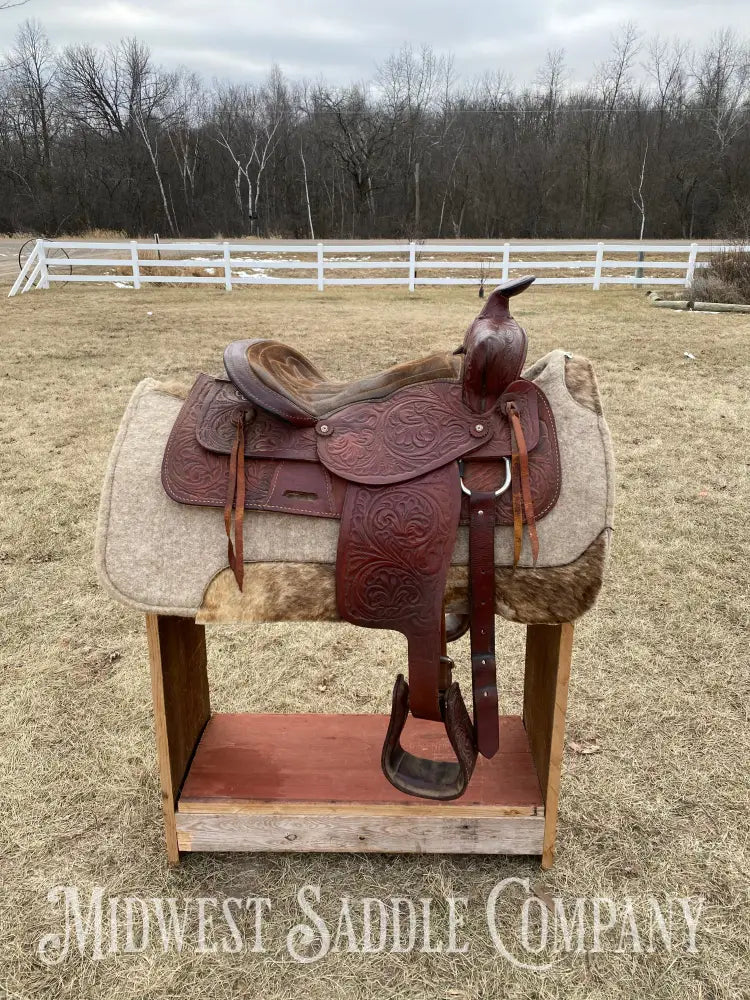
459, 456, 511, 497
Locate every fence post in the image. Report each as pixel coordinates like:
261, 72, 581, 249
408, 241, 416, 292
593, 242, 604, 290
9, 240, 38, 297
223, 242, 232, 291
634, 249, 644, 285
38, 240, 49, 289
130, 240, 141, 289
317, 242, 325, 292
502, 242, 510, 282
685, 242, 698, 288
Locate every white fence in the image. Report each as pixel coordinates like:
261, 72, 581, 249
9, 238, 745, 297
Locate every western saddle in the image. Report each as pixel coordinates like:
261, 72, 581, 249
162, 276, 561, 800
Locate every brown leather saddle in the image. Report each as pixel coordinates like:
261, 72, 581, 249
162, 276, 561, 800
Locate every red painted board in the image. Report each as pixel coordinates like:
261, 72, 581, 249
179, 713, 543, 809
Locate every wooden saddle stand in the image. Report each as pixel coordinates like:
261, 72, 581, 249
147, 277, 586, 866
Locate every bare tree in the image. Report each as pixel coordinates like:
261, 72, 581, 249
212, 71, 286, 235
60, 39, 183, 234
166, 71, 203, 230
630, 138, 648, 238
316, 83, 396, 235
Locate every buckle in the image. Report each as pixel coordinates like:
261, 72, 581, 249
458, 456, 511, 497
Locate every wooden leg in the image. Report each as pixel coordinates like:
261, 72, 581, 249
146, 614, 210, 865
523, 622, 574, 870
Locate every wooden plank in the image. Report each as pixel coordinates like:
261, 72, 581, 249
542, 624, 573, 869
179, 713, 543, 810
176, 811, 544, 855
145, 614, 211, 864
180, 801, 539, 817
522, 623, 574, 870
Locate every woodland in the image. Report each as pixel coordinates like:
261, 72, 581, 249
2, 20, 749, 240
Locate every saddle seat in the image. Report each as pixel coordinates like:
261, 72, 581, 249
223, 340, 462, 425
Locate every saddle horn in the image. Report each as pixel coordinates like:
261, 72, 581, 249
458, 275, 535, 413
481, 276, 536, 318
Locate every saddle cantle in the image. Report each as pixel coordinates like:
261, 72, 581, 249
161, 276, 562, 800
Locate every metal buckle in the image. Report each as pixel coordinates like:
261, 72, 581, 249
458, 456, 511, 497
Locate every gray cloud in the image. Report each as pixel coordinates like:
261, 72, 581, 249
4, 0, 750, 86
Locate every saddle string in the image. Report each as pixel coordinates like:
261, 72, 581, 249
223, 413, 246, 590
507, 402, 539, 567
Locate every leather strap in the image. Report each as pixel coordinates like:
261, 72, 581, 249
336, 464, 481, 798
224, 414, 246, 590
507, 402, 539, 566
335, 464, 462, 723
381, 675, 477, 800
468, 486, 500, 759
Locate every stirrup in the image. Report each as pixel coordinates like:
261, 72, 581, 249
381, 675, 478, 800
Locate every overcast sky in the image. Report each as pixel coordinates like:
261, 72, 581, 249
4, 0, 750, 86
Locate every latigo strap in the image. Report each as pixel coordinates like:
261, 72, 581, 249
506, 400, 539, 566
468, 485, 500, 759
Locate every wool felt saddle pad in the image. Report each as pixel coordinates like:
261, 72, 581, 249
95, 350, 614, 624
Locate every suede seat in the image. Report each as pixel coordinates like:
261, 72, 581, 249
223, 340, 462, 422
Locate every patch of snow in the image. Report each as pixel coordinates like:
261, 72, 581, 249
235, 268, 281, 282
231, 255, 312, 264
114, 281, 133, 289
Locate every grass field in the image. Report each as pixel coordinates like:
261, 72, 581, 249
1, 283, 748, 998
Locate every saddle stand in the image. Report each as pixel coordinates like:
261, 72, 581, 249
147, 614, 573, 867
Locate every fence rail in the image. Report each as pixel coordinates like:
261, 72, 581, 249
10, 238, 748, 297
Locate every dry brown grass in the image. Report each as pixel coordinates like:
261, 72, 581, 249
111, 248, 220, 281
1, 284, 748, 998
693, 247, 750, 305
74, 227, 130, 241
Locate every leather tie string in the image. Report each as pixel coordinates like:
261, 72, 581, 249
507, 402, 539, 567
224, 412, 246, 590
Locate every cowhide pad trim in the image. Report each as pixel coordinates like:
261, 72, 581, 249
197, 562, 338, 623
153, 379, 192, 400
562, 355, 603, 415
196, 529, 610, 625
444, 529, 610, 624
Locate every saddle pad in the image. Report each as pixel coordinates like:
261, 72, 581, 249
96, 351, 614, 621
